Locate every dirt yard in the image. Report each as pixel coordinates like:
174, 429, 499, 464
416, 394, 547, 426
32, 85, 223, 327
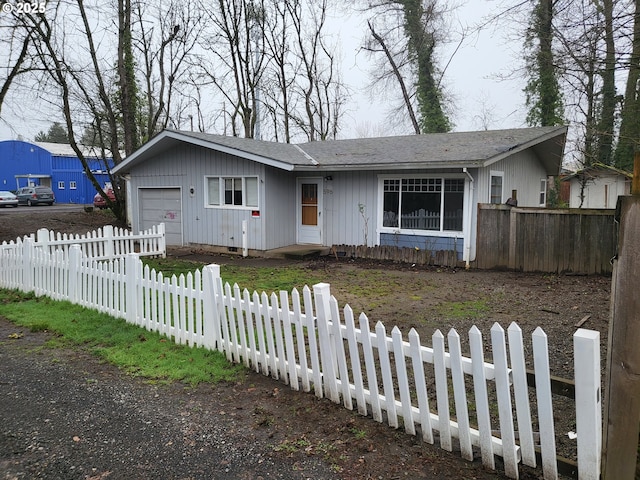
0, 208, 612, 479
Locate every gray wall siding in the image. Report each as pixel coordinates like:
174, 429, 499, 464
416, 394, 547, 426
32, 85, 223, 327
477, 150, 547, 207
130, 144, 270, 250
322, 170, 378, 247
263, 169, 297, 249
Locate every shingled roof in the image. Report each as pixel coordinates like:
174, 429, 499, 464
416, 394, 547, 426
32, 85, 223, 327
112, 126, 567, 175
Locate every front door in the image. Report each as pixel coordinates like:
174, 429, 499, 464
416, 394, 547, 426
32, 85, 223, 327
297, 178, 323, 244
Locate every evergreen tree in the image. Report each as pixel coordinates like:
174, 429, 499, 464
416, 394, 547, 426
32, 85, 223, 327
34, 122, 69, 143
524, 0, 564, 127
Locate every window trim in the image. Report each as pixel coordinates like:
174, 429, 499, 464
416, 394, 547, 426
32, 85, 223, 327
489, 170, 504, 204
539, 177, 547, 207
204, 175, 259, 210
69, 181, 77, 190
378, 174, 467, 237
58, 181, 65, 190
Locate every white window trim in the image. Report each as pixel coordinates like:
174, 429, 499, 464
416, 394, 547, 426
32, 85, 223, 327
539, 177, 547, 207
69, 181, 77, 190
58, 181, 65, 190
204, 175, 259, 210
489, 170, 504, 204
377, 174, 467, 238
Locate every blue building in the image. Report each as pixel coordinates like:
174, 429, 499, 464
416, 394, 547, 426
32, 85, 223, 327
0, 140, 114, 204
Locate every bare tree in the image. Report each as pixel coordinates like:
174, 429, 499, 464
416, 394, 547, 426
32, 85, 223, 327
362, 0, 451, 134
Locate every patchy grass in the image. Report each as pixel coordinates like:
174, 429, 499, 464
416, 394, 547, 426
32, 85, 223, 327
0, 289, 243, 385
435, 299, 489, 319
143, 258, 326, 293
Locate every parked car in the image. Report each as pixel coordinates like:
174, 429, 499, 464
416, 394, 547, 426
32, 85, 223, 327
0, 190, 19, 207
15, 186, 55, 206
93, 188, 116, 209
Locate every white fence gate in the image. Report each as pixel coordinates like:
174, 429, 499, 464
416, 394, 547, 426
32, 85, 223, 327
0, 241, 602, 480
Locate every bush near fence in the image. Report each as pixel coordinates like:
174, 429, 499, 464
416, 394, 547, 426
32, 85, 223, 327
0, 232, 603, 480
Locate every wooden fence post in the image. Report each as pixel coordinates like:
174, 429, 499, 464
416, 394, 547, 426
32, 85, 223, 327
602, 195, 640, 479
202, 264, 220, 350
22, 237, 34, 293
125, 253, 140, 326
313, 282, 340, 404
67, 244, 82, 304
102, 225, 114, 260
574, 328, 601, 480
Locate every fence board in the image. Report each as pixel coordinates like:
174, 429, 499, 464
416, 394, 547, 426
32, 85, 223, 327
469, 326, 495, 470
491, 323, 520, 479
533, 328, 559, 480
476, 204, 615, 273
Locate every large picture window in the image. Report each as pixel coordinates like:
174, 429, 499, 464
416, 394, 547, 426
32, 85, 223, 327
206, 176, 259, 208
382, 177, 464, 232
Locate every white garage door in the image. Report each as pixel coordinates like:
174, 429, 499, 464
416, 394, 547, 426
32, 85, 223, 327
139, 188, 183, 246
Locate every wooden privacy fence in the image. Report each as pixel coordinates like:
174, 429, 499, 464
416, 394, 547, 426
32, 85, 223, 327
476, 204, 615, 274
0, 223, 166, 261
0, 242, 603, 480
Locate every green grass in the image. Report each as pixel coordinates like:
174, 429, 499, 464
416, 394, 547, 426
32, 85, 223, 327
435, 299, 489, 319
0, 289, 243, 385
143, 258, 326, 293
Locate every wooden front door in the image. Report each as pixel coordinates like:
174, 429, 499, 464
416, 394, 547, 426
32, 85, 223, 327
297, 178, 322, 244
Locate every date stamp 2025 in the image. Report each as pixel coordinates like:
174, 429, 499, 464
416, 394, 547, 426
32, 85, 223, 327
2, 2, 47, 15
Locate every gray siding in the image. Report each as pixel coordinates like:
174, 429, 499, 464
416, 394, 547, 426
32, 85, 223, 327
263, 169, 297, 249
130, 144, 269, 250
477, 150, 547, 207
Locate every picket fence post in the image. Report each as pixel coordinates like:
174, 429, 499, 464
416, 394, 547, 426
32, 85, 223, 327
202, 264, 220, 350
68, 244, 82, 304
158, 223, 167, 258
125, 253, 140, 325
313, 282, 340, 403
22, 237, 34, 293
574, 328, 601, 480
36, 228, 50, 253
103, 225, 114, 260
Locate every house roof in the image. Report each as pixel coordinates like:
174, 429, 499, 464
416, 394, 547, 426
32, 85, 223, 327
562, 162, 633, 181
33, 141, 114, 159
111, 126, 568, 175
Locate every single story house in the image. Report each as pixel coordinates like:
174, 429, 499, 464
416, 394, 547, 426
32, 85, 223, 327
0, 140, 114, 204
111, 126, 567, 265
562, 163, 632, 209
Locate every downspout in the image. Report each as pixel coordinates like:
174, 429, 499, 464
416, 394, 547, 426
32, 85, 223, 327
463, 168, 474, 269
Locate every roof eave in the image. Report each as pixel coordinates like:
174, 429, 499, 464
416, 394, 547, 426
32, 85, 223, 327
293, 161, 485, 171
112, 130, 295, 174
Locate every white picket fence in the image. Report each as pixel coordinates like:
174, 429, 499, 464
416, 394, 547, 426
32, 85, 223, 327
0, 243, 602, 480
0, 223, 166, 261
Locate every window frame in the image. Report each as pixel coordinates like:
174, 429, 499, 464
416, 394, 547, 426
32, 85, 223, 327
378, 174, 467, 236
489, 170, 504, 204
69, 181, 77, 190
58, 181, 65, 190
205, 176, 259, 210
539, 177, 547, 207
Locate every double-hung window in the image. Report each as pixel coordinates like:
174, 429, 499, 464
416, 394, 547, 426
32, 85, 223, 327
206, 176, 258, 208
382, 177, 464, 232
490, 171, 504, 204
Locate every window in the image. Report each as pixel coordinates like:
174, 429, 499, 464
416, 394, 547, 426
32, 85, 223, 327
70, 181, 77, 190
58, 181, 65, 190
206, 176, 259, 208
382, 177, 464, 232
490, 172, 503, 204
539, 178, 547, 206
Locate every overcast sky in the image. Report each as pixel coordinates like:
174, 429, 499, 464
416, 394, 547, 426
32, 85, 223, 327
0, 1, 527, 143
